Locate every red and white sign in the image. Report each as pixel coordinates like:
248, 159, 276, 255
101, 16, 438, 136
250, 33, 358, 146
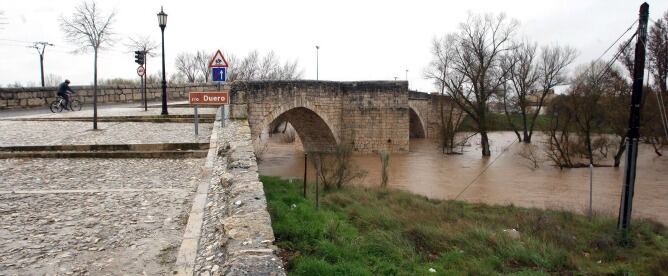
137, 65, 145, 77
208, 50, 229, 68
189, 91, 229, 105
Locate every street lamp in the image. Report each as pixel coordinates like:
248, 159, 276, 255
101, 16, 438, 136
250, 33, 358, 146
316, 45, 319, 80
157, 6, 168, 115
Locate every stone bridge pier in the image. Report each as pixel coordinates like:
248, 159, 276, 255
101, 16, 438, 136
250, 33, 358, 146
228, 80, 450, 153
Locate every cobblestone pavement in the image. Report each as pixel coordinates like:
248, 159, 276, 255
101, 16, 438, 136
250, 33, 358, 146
0, 158, 205, 275
0, 121, 212, 146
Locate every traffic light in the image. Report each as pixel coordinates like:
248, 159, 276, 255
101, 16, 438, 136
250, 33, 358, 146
134, 51, 145, 65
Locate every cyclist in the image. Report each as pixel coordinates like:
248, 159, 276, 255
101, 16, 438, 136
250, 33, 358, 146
57, 80, 76, 110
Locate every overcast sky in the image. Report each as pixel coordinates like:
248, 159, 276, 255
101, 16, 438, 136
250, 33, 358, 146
1, 0, 667, 92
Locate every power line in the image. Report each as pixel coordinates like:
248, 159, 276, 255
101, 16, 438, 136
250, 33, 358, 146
594, 32, 637, 83
593, 19, 638, 66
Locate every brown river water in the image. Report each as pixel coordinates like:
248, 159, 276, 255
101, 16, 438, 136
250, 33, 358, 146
258, 132, 668, 225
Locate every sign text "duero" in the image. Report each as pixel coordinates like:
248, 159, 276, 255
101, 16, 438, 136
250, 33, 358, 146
189, 91, 229, 105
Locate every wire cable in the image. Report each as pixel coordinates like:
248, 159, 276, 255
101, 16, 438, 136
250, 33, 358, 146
593, 19, 638, 66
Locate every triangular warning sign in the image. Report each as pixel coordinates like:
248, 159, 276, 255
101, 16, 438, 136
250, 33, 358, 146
208, 50, 229, 68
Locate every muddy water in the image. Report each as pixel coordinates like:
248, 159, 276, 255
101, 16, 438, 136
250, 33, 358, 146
258, 132, 668, 225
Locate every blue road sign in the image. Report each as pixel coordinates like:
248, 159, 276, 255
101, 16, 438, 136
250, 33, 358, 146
212, 67, 226, 82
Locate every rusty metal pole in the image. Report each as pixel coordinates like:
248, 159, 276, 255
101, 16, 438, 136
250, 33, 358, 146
315, 165, 320, 210
303, 153, 307, 198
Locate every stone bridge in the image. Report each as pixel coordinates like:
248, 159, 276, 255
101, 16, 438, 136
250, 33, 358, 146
228, 80, 452, 153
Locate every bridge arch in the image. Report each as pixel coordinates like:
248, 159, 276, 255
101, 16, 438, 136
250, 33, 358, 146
255, 102, 340, 152
408, 107, 426, 139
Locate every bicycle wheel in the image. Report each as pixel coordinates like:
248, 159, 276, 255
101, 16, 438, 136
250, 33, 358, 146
69, 100, 82, 111
49, 100, 63, 113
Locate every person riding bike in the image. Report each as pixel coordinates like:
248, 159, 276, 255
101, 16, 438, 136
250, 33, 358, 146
57, 80, 75, 110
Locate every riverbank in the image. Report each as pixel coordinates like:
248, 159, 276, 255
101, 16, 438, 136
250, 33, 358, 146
258, 132, 668, 226
262, 176, 668, 275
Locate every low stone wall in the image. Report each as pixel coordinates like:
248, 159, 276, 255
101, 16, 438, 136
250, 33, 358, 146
193, 118, 284, 276
0, 83, 223, 109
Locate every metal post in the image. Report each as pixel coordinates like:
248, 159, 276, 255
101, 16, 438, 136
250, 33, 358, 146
194, 105, 199, 135
315, 164, 320, 210
143, 51, 148, 111
589, 163, 593, 219
160, 26, 168, 115
316, 45, 319, 80
618, 2, 649, 232
303, 153, 307, 198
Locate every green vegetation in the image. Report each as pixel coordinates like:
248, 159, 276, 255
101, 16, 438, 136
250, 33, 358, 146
458, 113, 551, 132
263, 176, 668, 275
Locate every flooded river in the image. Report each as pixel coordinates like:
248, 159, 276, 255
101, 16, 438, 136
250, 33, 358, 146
258, 132, 668, 225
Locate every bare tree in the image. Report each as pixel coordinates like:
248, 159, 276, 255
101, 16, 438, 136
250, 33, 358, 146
194, 50, 212, 82
431, 13, 518, 156
309, 144, 367, 190
44, 74, 64, 87
126, 35, 158, 71
237, 50, 260, 80
649, 11, 668, 94
503, 42, 577, 143
545, 62, 623, 168
174, 52, 198, 83
60, 0, 115, 130
259, 51, 280, 80
425, 37, 465, 154
226, 50, 302, 81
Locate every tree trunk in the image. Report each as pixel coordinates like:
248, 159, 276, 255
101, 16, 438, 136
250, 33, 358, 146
93, 50, 98, 130
521, 109, 530, 143
585, 128, 594, 165
479, 105, 491, 156
440, 86, 447, 154
480, 131, 491, 156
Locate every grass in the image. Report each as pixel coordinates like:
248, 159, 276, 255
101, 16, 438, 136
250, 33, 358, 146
262, 176, 668, 275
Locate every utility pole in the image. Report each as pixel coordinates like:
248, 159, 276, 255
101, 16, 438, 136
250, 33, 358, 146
31, 42, 54, 87
618, 2, 649, 232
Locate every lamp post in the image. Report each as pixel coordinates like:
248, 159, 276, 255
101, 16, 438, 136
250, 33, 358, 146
157, 7, 168, 115
316, 45, 319, 80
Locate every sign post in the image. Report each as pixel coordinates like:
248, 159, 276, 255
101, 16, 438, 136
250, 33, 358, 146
188, 91, 230, 135
137, 65, 146, 111
208, 49, 230, 127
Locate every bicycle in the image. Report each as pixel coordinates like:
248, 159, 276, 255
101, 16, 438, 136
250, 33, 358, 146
49, 94, 82, 113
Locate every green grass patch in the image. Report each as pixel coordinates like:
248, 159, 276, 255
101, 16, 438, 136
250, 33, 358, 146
262, 176, 668, 275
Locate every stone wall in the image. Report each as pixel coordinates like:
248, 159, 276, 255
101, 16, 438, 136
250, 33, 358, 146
340, 82, 409, 153
409, 91, 460, 140
0, 83, 222, 109
229, 80, 411, 153
193, 118, 284, 276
